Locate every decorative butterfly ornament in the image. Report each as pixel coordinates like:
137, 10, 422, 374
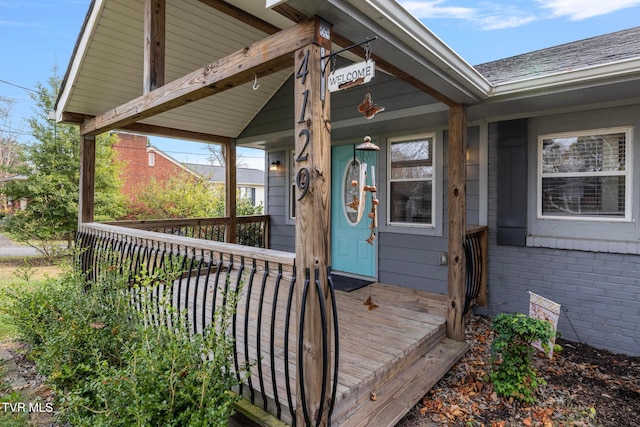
358, 92, 385, 119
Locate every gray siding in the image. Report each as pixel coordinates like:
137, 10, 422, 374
486, 115, 640, 356
265, 125, 482, 296
266, 151, 294, 252
241, 70, 439, 141
378, 232, 448, 293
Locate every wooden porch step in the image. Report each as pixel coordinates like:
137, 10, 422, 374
338, 338, 469, 427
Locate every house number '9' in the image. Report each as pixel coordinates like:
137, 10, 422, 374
295, 49, 311, 201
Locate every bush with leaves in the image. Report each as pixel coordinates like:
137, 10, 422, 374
127, 175, 263, 220
65, 305, 240, 427
1, 255, 243, 426
1, 261, 137, 393
490, 312, 556, 403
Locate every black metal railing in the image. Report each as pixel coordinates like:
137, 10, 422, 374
76, 222, 338, 426
463, 226, 488, 315
103, 215, 270, 248
297, 268, 340, 427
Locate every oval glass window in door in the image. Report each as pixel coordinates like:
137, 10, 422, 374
343, 159, 362, 224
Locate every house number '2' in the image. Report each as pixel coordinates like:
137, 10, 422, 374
295, 49, 311, 201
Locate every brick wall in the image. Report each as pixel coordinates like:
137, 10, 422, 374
485, 122, 640, 355
112, 132, 193, 203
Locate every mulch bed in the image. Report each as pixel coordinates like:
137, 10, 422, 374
397, 315, 640, 427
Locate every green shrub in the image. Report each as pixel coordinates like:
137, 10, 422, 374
65, 307, 240, 427
1, 266, 136, 393
490, 312, 556, 403
1, 258, 242, 426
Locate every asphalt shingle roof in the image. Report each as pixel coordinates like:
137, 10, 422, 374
475, 26, 640, 85
183, 163, 264, 185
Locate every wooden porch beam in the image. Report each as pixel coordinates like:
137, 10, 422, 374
272, 3, 308, 24
60, 113, 234, 146
80, 19, 320, 136
78, 134, 96, 224
198, 0, 281, 35
144, 0, 165, 93
225, 141, 237, 244
121, 123, 233, 146
446, 103, 467, 341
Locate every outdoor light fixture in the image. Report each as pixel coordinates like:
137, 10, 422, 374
269, 160, 281, 172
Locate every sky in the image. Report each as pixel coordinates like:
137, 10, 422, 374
1, 0, 640, 168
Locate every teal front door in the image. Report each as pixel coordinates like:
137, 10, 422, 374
331, 144, 377, 278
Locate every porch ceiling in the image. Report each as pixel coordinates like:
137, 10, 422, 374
56, 0, 297, 139
55, 0, 489, 141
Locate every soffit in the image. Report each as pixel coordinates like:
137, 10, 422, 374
58, 0, 296, 138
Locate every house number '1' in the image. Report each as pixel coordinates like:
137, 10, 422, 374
295, 49, 311, 201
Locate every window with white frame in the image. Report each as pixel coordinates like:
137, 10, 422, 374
538, 127, 632, 221
387, 133, 435, 226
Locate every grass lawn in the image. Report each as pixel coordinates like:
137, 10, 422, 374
0, 259, 63, 341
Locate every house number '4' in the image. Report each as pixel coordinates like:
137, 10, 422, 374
295, 49, 310, 201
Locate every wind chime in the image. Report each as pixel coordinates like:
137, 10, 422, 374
353, 136, 379, 245
354, 40, 384, 246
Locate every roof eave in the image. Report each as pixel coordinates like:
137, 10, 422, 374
489, 58, 640, 99
337, 0, 492, 101
55, 0, 103, 122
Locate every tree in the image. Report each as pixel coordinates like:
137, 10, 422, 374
128, 173, 263, 220
0, 97, 24, 176
206, 143, 248, 168
0, 97, 26, 215
2, 71, 126, 259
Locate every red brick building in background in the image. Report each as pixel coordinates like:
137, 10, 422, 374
112, 132, 197, 203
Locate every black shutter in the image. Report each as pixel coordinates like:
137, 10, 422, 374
496, 119, 528, 246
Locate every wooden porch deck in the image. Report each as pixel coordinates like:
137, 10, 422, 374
79, 222, 474, 427
176, 273, 468, 426
330, 284, 468, 427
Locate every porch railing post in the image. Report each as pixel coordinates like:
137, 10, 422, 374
225, 140, 237, 244
447, 103, 468, 341
293, 18, 334, 427
477, 227, 488, 306
78, 134, 96, 225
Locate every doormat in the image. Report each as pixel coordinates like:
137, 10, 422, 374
330, 274, 373, 292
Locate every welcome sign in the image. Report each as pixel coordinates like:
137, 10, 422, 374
328, 60, 375, 92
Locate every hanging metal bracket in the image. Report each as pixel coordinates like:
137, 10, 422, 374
321, 36, 378, 60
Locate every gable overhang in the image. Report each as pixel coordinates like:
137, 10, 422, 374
55, 0, 300, 140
